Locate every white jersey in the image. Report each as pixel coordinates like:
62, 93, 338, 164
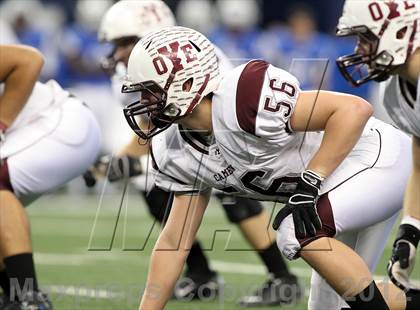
382, 74, 420, 137
1, 80, 72, 158
152, 60, 400, 202
1, 80, 70, 130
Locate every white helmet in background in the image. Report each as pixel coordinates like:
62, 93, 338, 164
123, 27, 221, 140
0, 0, 43, 29
98, 0, 176, 42
216, 0, 260, 30
176, 0, 216, 34
336, 0, 420, 86
76, 0, 113, 32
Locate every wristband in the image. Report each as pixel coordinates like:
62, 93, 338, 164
401, 215, 420, 231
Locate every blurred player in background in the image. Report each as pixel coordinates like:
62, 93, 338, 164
57, 0, 112, 88
336, 0, 420, 295
122, 26, 418, 310
256, 3, 334, 90
0, 0, 64, 81
94, 0, 302, 306
254, 2, 372, 100
175, 0, 217, 35
0, 45, 100, 309
208, 0, 261, 64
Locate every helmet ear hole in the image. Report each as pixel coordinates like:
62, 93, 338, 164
182, 78, 194, 92
396, 26, 408, 39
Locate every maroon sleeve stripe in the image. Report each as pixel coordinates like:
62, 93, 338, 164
236, 60, 270, 136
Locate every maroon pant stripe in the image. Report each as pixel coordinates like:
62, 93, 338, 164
0, 159, 14, 192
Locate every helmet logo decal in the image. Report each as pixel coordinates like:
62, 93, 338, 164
180, 44, 198, 63
368, 1, 413, 21
152, 41, 199, 90
153, 41, 199, 76
369, 2, 384, 21
157, 42, 184, 74
152, 56, 169, 75
141, 4, 162, 23
385, 1, 401, 19
404, 1, 416, 10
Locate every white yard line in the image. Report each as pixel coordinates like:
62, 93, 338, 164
35, 252, 420, 285
34, 253, 126, 266
45, 285, 120, 299
212, 260, 310, 278
212, 260, 420, 285
35, 253, 419, 303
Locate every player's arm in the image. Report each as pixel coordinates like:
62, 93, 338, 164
139, 191, 211, 310
291, 90, 373, 178
0, 44, 44, 127
273, 91, 373, 236
117, 134, 149, 157
388, 136, 420, 292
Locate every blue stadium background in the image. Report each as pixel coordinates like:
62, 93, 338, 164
0, 0, 372, 98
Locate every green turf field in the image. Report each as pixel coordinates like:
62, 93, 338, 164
27, 182, 420, 310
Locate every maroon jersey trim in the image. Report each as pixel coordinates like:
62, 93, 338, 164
236, 60, 270, 136
178, 125, 210, 155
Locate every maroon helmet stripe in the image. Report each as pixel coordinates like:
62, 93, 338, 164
378, 19, 390, 37
236, 60, 269, 136
407, 19, 418, 60
187, 73, 210, 114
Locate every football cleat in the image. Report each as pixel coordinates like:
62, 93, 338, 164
3, 290, 53, 310
238, 274, 303, 307
174, 271, 223, 301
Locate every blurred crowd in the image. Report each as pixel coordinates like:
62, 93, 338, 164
0, 0, 381, 151
0, 0, 373, 92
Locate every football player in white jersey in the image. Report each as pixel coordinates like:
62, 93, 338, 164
0, 45, 101, 309
336, 0, 420, 296
121, 26, 420, 309
96, 0, 301, 306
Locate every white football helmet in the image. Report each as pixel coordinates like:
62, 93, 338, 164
122, 27, 221, 140
98, 0, 175, 71
336, 0, 420, 86
216, 0, 260, 30
98, 0, 175, 42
